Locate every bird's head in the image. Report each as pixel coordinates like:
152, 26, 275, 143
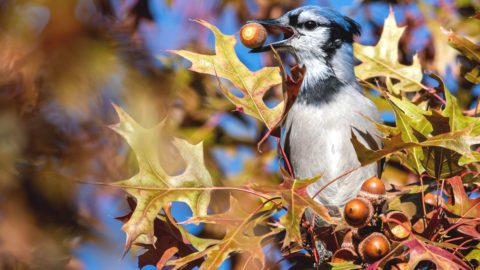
249, 6, 361, 82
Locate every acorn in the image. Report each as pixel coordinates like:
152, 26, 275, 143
383, 211, 411, 241
344, 197, 374, 228
358, 232, 390, 263
332, 248, 357, 263
240, 23, 267, 49
358, 177, 387, 206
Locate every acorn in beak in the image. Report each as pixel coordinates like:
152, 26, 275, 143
246, 18, 296, 53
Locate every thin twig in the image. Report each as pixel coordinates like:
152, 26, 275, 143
311, 165, 361, 201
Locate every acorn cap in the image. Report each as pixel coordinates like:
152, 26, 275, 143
383, 211, 411, 241
240, 23, 267, 49
358, 232, 390, 263
358, 177, 387, 206
332, 248, 357, 263
341, 230, 354, 250
343, 197, 374, 228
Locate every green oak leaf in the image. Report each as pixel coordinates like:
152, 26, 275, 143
441, 79, 480, 135
388, 94, 431, 174
352, 126, 480, 166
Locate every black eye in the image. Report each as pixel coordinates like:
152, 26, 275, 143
304, 21, 318, 30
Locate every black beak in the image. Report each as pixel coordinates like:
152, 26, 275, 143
247, 18, 295, 53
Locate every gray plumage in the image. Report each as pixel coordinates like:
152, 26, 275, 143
250, 6, 381, 207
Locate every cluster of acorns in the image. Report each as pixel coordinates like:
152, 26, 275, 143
334, 177, 411, 266
239, 23, 412, 267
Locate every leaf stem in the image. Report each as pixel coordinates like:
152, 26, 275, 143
419, 174, 429, 228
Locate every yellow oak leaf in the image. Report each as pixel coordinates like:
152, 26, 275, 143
354, 10, 424, 93
109, 104, 213, 250
169, 196, 276, 270
170, 20, 283, 130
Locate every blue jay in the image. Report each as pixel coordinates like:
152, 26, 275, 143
250, 6, 381, 208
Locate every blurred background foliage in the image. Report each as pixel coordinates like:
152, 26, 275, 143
0, 0, 478, 269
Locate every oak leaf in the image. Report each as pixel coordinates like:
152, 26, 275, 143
278, 176, 333, 249
388, 93, 432, 174
443, 28, 480, 84
354, 10, 423, 93
115, 198, 207, 269
403, 237, 470, 269
170, 20, 283, 130
433, 74, 480, 165
109, 104, 213, 250
432, 176, 480, 219
169, 196, 276, 270
352, 126, 480, 166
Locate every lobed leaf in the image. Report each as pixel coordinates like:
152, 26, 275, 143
278, 176, 333, 249
427, 176, 480, 219
169, 196, 275, 270
354, 10, 424, 93
352, 126, 480, 166
404, 237, 470, 269
109, 104, 213, 250
388, 94, 429, 174
440, 78, 480, 135
169, 20, 283, 130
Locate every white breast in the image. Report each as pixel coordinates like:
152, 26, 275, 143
282, 85, 381, 206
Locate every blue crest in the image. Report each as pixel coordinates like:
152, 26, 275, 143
287, 6, 361, 37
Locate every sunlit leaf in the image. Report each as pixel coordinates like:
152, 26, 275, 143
354, 10, 424, 93
465, 244, 480, 263
352, 126, 480, 166
170, 20, 283, 130
388, 94, 433, 136
109, 104, 213, 250
441, 79, 480, 135
404, 237, 470, 269
278, 176, 332, 249
431, 176, 480, 219
170, 196, 275, 270
388, 94, 430, 173
115, 198, 208, 269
